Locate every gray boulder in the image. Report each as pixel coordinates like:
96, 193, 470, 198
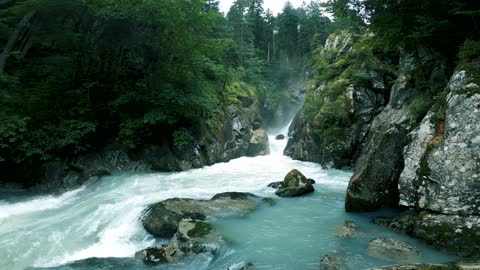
367, 237, 420, 263
246, 129, 270, 156
275, 169, 315, 197
135, 220, 222, 265
275, 134, 285, 140
142, 192, 266, 238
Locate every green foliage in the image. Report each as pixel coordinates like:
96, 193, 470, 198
327, 0, 480, 60
409, 95, 434, 121
172, 129, 194, 151
0, 0, 336, 185
459, 39, 480, 83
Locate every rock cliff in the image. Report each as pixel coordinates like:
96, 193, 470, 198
289, 31, 480, 255
35, 92, 270, 193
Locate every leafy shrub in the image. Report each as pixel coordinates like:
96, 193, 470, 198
172, 128, 194, 151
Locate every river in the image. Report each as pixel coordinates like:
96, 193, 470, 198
0, 123, 456, 270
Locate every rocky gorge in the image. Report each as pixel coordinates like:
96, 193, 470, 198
286, 30, 480, 261
30, 91, 271, 193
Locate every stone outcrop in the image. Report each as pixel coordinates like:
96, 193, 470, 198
137, 192, 275, 266
135, 220, 222, 265
345, 47, 448, 212
284, 31, 390, 169
142, 192, 268, 238
367, 237, 420, 263
398, 70, 480, 216
33, 93, 269, 193
372, 70, 480, 256
374, 210, 480, 257
275, 169, 315, 197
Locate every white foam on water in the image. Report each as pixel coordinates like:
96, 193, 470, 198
0, 120, 354, 270
0, 188, 85, 220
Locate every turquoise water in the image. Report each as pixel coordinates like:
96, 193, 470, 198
0, 127, 457, 270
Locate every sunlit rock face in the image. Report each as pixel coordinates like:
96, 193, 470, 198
399, 70, 480, 216
345, 47, 448, 212
372, 70, 480, 256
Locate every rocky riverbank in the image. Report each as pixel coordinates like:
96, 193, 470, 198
288, 31, 480, 257
29, 92, 271, 193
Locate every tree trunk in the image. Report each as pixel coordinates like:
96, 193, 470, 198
0, 10, 35, 74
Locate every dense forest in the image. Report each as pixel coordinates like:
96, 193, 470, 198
0, 0, 332, 186
1, 0, 479, 186
1, 0, 480, 269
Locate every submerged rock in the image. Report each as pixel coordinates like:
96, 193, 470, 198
275, 134, 285, 140
367, 237, 420, 263
142, 192, 266, 238
267, 181, 283, 189
135, 220, 222, 265
275, 169, 315, 197
320, 252, 341, 270
336, 221, 360, 238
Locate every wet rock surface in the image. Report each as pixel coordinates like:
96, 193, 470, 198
142, 192, 266, 238
367, 237, 420, 263
135, 220, 222, 265
138, 192, 276, 266
374, 210, 480, 257
336, 221, 360, 238
275, 169, 315, 197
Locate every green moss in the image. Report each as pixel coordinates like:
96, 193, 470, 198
187, 221, 213, 238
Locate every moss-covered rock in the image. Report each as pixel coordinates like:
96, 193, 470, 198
141, 204, 186, 238
275, 169, 315, 197
136, 220, 222, 265
142, 192, 270, 238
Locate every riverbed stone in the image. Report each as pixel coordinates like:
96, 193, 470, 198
320, 252, 341, 270
336, 221, 360, 238
275, 134, 285, 140
142, 192, 266, 238
135, 220, 222, 265
275, 169, 314, 197
367, 237, 420, 263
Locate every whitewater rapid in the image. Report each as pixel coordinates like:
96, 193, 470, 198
0, 124, 456, 270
